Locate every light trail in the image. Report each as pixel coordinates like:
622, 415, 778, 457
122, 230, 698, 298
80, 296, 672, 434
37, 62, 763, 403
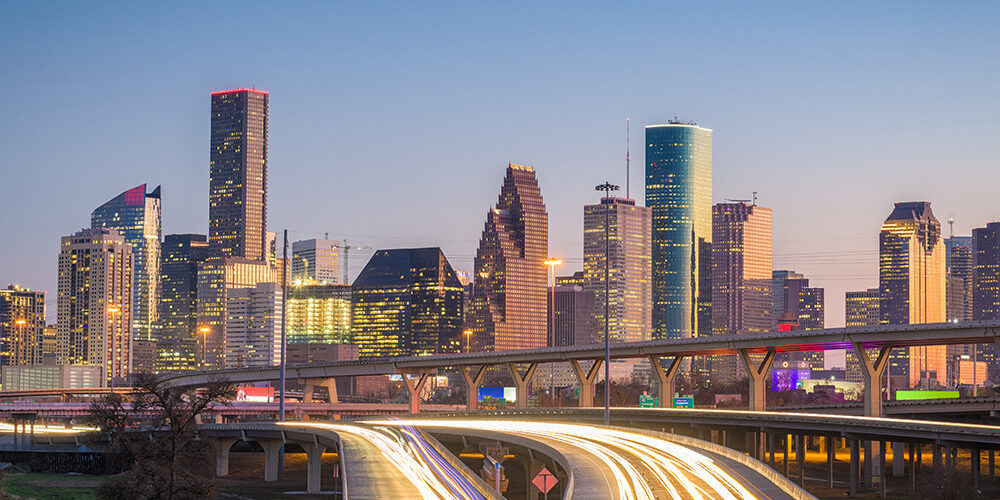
283, 422, 483, 500
369, 419, 760, 500
0, 422, 96, 434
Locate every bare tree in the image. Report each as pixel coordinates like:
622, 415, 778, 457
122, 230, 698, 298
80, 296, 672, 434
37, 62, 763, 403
88, 373, 236, 500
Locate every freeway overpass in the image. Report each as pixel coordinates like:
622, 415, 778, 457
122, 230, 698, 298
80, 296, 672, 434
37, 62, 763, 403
163, 320, 1000, 417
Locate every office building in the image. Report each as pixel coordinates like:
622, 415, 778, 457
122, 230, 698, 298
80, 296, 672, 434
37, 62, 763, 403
583, 197, 652, 343
292, 238, 340, 284
158, 235, 209, 359
209, 88, 268, 261
711, 201, 772, 384
972, 223, 1000, 377
548, 284, 596, 347
556, 271, 586, 287
56, 228, 133, 385
879, 202, 946, 389
196, 258, 276, 368
646, 122, 712, 342
945, 236, 973, 322
287, 284, 352, 344
772, 271, 824, 368
845, 288, 880, 383
0, 285, 46, 366
91, 184, 161, 341
352, 248, 463, 357
2, 365, 103, 391
225, 282, 282, 368
468, 164, 549, 351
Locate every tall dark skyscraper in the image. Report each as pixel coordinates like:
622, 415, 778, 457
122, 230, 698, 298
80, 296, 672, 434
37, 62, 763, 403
945, 236, 973, 322
548, 285, 596, 347
0, 285, 46, 367
159, 234, 209, 345
91, 184, 161, 341
352, 248, 463, 357
772, 270, 825, 331
468, 164, 549, 351
645, 122, 712, 341
973, 223, 1000, 320
209, 89, 268, 261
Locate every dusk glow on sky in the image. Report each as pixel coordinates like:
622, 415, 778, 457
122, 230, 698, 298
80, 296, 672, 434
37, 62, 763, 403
2, 2, 999, 326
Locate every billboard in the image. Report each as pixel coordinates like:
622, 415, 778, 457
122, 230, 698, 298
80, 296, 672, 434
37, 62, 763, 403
895, 390, 960, 401
478, 387, 516, 403
771, 368, 810, 391
236, 386, 274, 403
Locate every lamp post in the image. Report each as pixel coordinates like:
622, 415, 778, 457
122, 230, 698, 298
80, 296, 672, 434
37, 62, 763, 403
464, 329, 472, 353
107, 306, 120, 393
14, 320, 26, 366
199, 326, 210, 369
544, 258, 562, 407
595, 182, 619, 425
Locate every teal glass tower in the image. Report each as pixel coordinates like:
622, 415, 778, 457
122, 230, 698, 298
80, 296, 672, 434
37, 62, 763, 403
645, 122, 712, 341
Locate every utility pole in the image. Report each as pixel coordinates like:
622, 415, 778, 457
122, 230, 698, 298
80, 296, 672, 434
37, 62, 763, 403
595, 181, 619, 426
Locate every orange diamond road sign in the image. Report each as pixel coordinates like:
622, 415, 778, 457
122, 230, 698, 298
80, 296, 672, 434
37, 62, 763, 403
532, 466, 557, 494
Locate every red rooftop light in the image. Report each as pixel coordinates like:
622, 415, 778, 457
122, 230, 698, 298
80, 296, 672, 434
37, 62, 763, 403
210, 88, 269, 96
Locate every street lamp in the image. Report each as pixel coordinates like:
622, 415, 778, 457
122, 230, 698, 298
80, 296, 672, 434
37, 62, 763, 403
595, 181, 619, 425
544, 258, 562, 407
199, 326, 211, 370
464, 329, 473, 353
14, 320, 26, 366
107, 306, 120, 393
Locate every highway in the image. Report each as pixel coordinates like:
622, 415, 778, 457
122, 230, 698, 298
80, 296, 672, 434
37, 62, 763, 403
373, 419, 803, 500
288, 422, 485, 499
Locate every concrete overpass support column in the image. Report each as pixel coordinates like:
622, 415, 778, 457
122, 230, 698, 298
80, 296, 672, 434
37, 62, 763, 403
737, 348, 776, 411
879, 441, 886, 498
299, 378, 316, 403
908, 443, 916, 496
784, 435, 791, 477
973, 447, 981, 493
850, 439, 860, 497
892, 442, 904, 477
648, 355, 684, 407
213, 438, 238, 477
319, 377, 338, 403
851, 342, 891, 418
459, 365, 488, 411
827, 436, 835, 490
302, 442, 326, 494
768, 432, 776, 467
797, 434, 805, 487
933, 444, 942, 470
507, 362, 538, 410
402, 373, 431, 414
570, 359, 603, 407
989, 449, 994, 477
262, 441, 284, 482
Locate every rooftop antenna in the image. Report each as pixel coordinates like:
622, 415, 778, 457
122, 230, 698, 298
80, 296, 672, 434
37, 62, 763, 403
753, 190, 758, 206
948, 214, 955, 239
625, 118, 631, 199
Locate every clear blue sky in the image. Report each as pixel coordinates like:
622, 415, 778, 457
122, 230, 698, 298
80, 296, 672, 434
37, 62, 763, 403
2, 2, 999, 327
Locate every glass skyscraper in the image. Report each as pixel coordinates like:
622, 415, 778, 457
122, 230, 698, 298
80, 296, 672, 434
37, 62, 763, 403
209, 88, 268, 262
91, 184, 161, 341
645, 122, 712, 341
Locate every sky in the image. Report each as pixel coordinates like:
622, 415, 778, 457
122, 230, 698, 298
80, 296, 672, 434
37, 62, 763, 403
2, 2, 999, 327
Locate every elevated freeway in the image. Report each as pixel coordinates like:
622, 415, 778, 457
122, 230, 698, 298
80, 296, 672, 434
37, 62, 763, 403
162, 320, 1000, 417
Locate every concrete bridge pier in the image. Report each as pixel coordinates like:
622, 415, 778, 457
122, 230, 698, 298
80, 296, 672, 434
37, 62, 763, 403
570, 359, 602, 407
402, 372, 431, 413
300, 377, 338, 403
301, 441, 326, 494
507, 363, 538, 409
737, 348, 776, 411
892, 442, 904, 477
459, 365, 488, 410
262, 440, 285, 482
648, 355, 684, 408
849, 438, 860, 497
212, 438, 238, 476
826, 436, 835, 490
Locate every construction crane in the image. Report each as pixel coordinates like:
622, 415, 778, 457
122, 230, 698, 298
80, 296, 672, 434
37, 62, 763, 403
725, 191, 758, 206
335, 239, 370, 285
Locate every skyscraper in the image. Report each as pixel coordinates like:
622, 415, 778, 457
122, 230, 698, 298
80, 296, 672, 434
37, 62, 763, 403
583, 197, 652, 343
352, 248, 463, 357
196, 258, 276, 368
772, 270, 825, 368
209, 88, 268, 261
225, 282, 282, 368
711, 201, 773, 384
292, 238, 340, 284
468, 164, 549, 351
971, 223, 1000, 376
645, 122, 712, 341
945, 236, 973, 322
157, 234, 209, 371
548, 285, 596, 347
845, 288, 880, 383
57, 228, 133, 385
879, 202, 946, 389
91, 184, 161, 341
287, 284, 352, 344
0, 285, 46, 367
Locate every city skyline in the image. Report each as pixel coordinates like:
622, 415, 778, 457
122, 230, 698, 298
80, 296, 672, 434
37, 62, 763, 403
4, 4, 1000, 329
